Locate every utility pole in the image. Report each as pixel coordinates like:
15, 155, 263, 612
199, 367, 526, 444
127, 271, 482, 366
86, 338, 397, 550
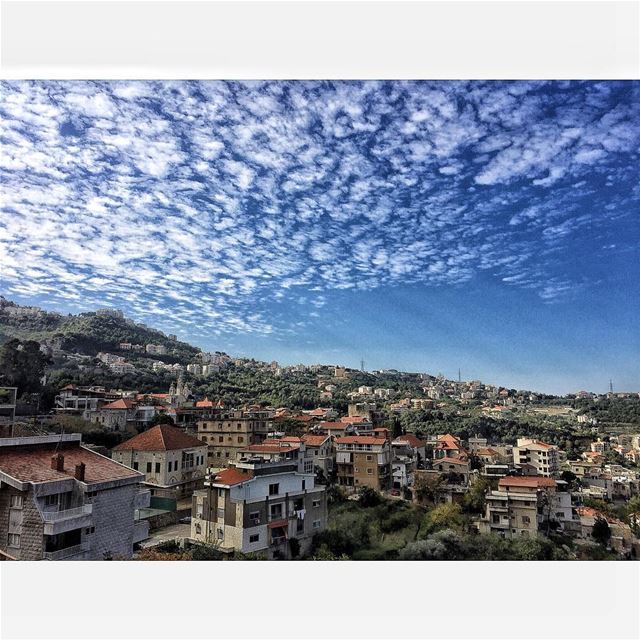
609, 379, 613, 394
458, 368, 461, 383
360, 359, 365, 372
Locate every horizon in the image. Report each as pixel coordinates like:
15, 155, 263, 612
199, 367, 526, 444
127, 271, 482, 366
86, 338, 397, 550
1, 81, 639, 396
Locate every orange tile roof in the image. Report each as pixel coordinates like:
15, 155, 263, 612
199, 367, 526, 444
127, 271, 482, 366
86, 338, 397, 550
242, 442, 301, 453
302, 434, 331, 447
340, 416, 370, 424
195, 397, 215, 408
101, 398, 136, 410
0, 443, 141, 485
335, 436, 387, 445
113, 425, 206, 452
212, 467, 253, 486
499, 476, 556, 489
319, 421, 347, 430
393, 434, 424, 448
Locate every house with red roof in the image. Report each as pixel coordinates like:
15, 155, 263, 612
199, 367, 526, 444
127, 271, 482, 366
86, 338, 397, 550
190, 456, 328, 559
0, 434, 150, 560
113, 425, 208, 500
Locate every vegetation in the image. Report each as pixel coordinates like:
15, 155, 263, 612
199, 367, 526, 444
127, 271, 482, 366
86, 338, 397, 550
0, 338, 51, 396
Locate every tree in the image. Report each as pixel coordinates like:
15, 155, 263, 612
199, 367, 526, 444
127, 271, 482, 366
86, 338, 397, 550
358, 487, 382, 508
412, 472, 444, 505
0, 339, 51, 395
420, 502, 465, 537
462, 477, 490, 514
288, 537, 301, 559
148, 413, 175, 427
592, 516, 611, 547
392, 417, 403, 439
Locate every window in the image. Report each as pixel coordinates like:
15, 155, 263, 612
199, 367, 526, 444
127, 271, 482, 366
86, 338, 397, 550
217, 508, 225, 520
10, 495, 23, 509
167, 461, 172, 472
218, 436, 224, 443
312, 520, 321, 529
269, 483, 279, 496
217, 528, 224, 540
366, 455, 373, 461
175, 461, 180, 470
302, 480, 306, 490
492, 514, 500, 524
44, 494, 58, 507
249, 534, 260, 543
312, 499, 320, 508
133, 461, 139, 470
238, 436, 244, 443
218, 488, 225, 498
367, 468, 373, 475
155, 463, 161, 473
85, 526, 95, 535
146, 462, 152, 473
270, 504, 283, 519
8, 533, 20, 548
249, 511, 261, 525
522, 516, 531, 524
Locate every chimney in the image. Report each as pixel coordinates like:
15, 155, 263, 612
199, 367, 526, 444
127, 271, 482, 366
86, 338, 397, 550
74, 462, 86, 482
51, 453, 64, 472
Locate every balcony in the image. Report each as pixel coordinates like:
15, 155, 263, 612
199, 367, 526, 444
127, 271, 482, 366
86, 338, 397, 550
43, 542, 90, 561
42, 505, 93, 535
134, 489, 151, 510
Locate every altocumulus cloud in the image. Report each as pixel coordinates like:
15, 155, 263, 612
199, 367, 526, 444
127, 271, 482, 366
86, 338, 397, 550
0, 81, 638, 337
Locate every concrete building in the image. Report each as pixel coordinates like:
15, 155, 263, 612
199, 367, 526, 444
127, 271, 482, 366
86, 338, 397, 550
477, 476, 574, 539
235, 438, 314, 475
197, 409, 273, 468
145, 344, 167, 355
512, 438, 559, 477
335, 436, 391, 491
86, 398, 138, 433
112, 425, 208, 501
301, 434, 334, 476
0, 434, 149, 560
190, 458, 328, 559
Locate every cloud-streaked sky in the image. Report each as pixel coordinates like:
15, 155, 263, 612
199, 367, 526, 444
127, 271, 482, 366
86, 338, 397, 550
1, 81, 638, 394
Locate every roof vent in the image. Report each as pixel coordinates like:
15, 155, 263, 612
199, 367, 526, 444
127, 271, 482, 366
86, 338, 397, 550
75, 462, 86, 481
51, 453, 64, 472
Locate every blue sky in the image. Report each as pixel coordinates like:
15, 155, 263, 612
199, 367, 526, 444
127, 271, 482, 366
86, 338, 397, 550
0, 81, 638, 394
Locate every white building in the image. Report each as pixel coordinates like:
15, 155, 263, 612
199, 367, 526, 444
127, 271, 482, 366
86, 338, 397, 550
512, 438, 559, 477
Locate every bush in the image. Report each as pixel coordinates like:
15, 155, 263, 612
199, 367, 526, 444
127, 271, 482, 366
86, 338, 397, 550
358, 487, 383, 508
380, 510, 413, 534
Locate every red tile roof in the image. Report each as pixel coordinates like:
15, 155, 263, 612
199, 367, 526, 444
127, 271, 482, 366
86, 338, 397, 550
393, 434, 424, 448
0, 443, 141, 485
113, 425, 206, 452
242, 443, 301, 453
101, 399, 136, 410
340, 416, 370, 424
499, 476, 556, 489
195, 397, 215, 408
302, 434, 331, 447
335, 436, 387, 445
212, 467, 253, 486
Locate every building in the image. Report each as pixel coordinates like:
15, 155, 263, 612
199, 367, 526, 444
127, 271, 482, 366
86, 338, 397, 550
301, 434, 334, 476
0, 434, 149, 560
335, 436, 391, 491
477, 476, 574, 539
197, 409, 273, 468
235, 438, 313, 474
86, 398, 138, 433
145, 344, 167, 355
512, 438, 559, 477
190, 458, 328, 559
55, 385, 119, 415
112, 425, 208, 500
109, 362, 136, 375
391, 434, 426, 490
433, 434, 465, 460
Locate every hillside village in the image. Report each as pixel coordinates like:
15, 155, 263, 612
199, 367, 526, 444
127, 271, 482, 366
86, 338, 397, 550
1, 301, 639, 561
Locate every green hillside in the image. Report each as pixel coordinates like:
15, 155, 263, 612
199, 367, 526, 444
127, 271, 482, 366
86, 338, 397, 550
0, 297, 199, 362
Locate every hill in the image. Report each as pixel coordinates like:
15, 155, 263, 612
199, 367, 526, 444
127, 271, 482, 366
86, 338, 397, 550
0, 297, 199, 363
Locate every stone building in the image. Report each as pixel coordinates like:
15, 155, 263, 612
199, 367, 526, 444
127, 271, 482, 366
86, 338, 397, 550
112, 425, 208, 500
197, 409, 273, 468
0, 434, 150, 560
190, 458, 327, 559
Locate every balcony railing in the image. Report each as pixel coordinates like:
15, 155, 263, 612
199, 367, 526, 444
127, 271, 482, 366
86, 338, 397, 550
42, 505, 93, 522
43, 542, 89, 560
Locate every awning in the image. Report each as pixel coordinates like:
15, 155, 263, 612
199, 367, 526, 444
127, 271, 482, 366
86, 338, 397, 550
267, 519, 288, 529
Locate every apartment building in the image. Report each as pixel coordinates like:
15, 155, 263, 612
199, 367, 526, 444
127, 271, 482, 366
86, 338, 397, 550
0, 434, 150, 560
190, 458, 327, 559
301, 434, 334, 475
55, 385, 119, 415
477, 476, 574, 539
391, 434, 426, 489
112, 425, 208, 500
335, 436, 391, 491
197, 409, 273, 468
236, 438, 314, 474
512, 438, 559, 477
